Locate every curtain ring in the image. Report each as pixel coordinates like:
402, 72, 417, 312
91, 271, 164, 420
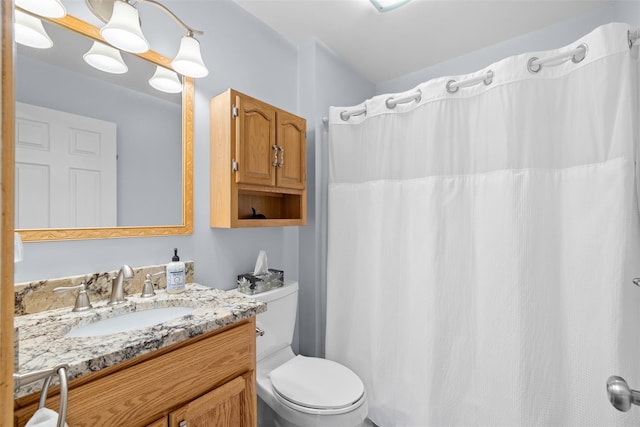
340, 111, 350, 121
527, 57, 541, 73
386, 98, 397, 109
483, 70, 494, 86
571, 43, 588, 63
446, 80, 459, 94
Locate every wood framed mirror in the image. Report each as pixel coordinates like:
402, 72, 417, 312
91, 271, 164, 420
14, 12, 193, 242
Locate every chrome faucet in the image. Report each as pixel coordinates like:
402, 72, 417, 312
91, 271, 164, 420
108, 265, 134, 305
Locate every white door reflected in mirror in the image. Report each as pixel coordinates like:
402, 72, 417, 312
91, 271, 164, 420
15, 102, 116, 229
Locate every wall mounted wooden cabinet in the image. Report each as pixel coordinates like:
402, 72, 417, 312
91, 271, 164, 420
210, 89, 307, 228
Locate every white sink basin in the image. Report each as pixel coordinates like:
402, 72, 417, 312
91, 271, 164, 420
65, 306, 194, 338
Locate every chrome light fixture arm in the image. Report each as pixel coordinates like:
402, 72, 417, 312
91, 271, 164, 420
136, 0, 203, 36
87, 0, 203, 36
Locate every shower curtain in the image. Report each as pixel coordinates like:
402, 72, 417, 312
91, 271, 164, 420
326, 23, 640, 426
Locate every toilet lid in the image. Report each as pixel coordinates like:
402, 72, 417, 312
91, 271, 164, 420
269, 355, 365, 411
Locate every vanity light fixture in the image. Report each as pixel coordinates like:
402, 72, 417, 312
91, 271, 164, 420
100, 0, 149, 54
148, 66, 183, 93
369, 0, 413, 12
83, 41, 129, 74
14, 10, 53, 49
15, 0, 66, 18
172, 33, 208, 78
87, 0, 209, 78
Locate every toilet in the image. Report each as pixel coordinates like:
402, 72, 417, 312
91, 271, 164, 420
239, 281, 368, 427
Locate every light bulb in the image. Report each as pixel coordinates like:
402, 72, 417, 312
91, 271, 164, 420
16, 0, 66, 18
100, 0, 149, 54
14, 10, 53, 49
149, 66, 183, 93
83, 41, 128, 74
171, 35, 208, 78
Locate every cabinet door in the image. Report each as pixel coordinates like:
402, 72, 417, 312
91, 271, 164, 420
169, 376, 248, 427
235, 95, 276, 187
147, 417, 168, 427
276, 110, 306, 190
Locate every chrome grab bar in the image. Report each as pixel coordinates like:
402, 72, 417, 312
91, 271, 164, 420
607, 376, 640, 412
14, 364, 69, 427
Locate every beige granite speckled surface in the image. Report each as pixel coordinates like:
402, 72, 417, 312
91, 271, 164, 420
14, 262, 195, 315
14, 283, 265, 399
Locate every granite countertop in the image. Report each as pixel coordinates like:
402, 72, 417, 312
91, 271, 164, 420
14, 283, 265, 399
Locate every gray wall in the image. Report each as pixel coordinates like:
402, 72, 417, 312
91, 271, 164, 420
297, 39, 375, 357
614, 1, 640, 24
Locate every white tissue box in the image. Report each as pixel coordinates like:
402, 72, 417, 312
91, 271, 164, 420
237, 269, 284, 295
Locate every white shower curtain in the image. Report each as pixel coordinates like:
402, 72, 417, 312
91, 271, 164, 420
326, 23, 640, 427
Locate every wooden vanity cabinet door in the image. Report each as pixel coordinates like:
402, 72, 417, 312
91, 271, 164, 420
235, 95, 277, 187
276, 110, 306, 191
168, 373, 252, 427
146, 417, 168, 427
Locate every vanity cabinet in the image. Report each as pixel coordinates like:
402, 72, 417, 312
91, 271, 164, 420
14, 318, 257, 427
168, 374, 249, 426
210, 89, 307, 228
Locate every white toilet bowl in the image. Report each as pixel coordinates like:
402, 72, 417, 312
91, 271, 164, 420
234, 281, 368, 427
257, 347, 367, 427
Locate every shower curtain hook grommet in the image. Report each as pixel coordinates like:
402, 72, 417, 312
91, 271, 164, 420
484, 70, 494, 86
527, 57, 541, 73
340, 111, 350, 121
446, 80, 459, 94
572, 43, 588, 63
386, 98, 397, 109
415, 90, 422, 103
627, 30, 640, 49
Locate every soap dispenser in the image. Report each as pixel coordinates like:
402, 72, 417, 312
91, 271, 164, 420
166, 248, 185, 294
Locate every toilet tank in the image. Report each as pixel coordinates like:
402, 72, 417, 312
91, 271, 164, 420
242, 281, 298, 361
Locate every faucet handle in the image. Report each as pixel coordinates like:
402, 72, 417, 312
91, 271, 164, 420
141, 271, 166, 298
53, 282, 92, 312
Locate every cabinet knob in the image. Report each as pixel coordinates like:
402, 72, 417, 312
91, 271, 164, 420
179, 421, 187, 427
272, 145, 279, 167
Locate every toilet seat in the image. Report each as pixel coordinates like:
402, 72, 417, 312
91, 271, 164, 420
269, 355, 366, 416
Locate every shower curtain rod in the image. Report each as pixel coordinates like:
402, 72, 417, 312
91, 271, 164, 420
338, 27, 640, 122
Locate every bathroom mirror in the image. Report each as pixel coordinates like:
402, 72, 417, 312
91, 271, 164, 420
14, 12, 193, 242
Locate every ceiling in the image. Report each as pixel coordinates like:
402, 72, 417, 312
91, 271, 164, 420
233, 0, 612, 83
